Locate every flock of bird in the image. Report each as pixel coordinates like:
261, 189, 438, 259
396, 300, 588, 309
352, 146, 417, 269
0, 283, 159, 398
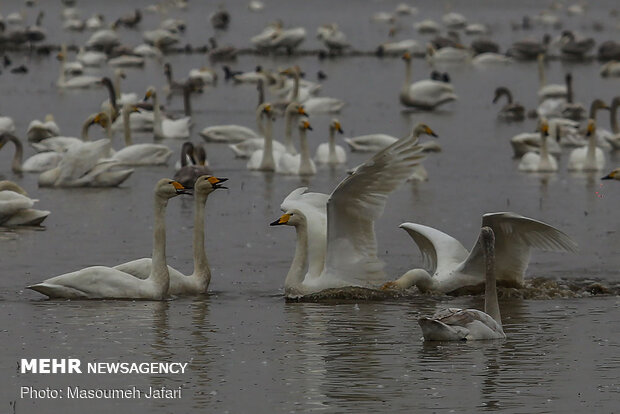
0, 0, 618, 341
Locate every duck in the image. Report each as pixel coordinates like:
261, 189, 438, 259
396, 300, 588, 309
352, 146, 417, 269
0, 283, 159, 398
493, 87, 525, 121
418, 227, 506, 341
400, 52, 458, 110
568, 118, 607, 171
174, 145, 212, 188
314, 119, 346, 164
383, 212, 577, 294
270, 124, 433, 299
518, 118, 558, 172
0, 183, 50, 226
144, 86, 191, 140
114, 175, 226, 295
26, 115, 60, 142
276, 119, 316, 175
27, 178, 189, 299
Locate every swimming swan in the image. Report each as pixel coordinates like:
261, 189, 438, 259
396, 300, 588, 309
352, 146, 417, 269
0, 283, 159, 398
493, 87, 525, 121
114, 175, 227, 295
384, 212, 577, 294
144, 86, 191, 140
247, 104, 285, 171
276, 119, 316, 175
418, 227, 506, 341
400, 52, 458, 110
518, 118, 558, 172
314, 119, 346, 164
27, 179, 189, 299
270, 124, 432, 298
568, 118, 607, 171
228, 103, 286, 158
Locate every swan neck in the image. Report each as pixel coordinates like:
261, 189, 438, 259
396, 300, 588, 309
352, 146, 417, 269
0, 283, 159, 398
586, 125, 596, 162
284, 107, 295, 153
6, 135, 23, 173
255, 106, 265, 136
103, 80, 118, 115
152, 91, 163, 136
483, 237, 501, 326
538, 56, 546, 86
183, 86, 192, 117
114, 73, 122, 100
58, 58, 66, 85
260, 113, 274, 170
122, 106, 133, 146
292, 69, 300, 101
81, 117, 93, 141
299, 128, 312, 173
566, 76, 573, 104
285, 220, 308, 295
150, 195, 170, 298
193, 191, 211, 290
505, 89, 513, 104
610, 100, 619, 134
404, 58, 412, 86
257, 80, 265, 107
328, 126, 336, 159
540, 129, 549, 159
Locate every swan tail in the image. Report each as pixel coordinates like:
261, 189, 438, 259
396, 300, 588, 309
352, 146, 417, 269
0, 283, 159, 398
26, 283, 89, 299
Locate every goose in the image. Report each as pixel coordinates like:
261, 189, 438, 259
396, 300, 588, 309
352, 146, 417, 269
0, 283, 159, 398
114, 175, 226, 295
174, 145, 212, 188
518, 118, 558, 172
270, 124, 432, 298
605, 97, 620, 149
601, 168, 620, 180
144, 86, 191, 140
99, 104, 172, 166
38, 139, 134, 188
26, 115, 60, 142
400, 52, 458, 110
276, 119, 316, 175
247, 104, 284, 171
493, 87, 525, 121
57, 48, 102, 89
314, 119, 346, 164
600, 61, 620, 78
568, 119, 607, 171
0, 132, 63, 173
418, 227, 506, 341
228, 103, 286, 158
383, 212, 577, 294
27, 178, 189, 299
0, 184, 50, 226
537, 54, 567, 101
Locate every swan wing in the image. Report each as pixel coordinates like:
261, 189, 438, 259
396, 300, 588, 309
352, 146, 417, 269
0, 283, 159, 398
281, 187, 329, 212
56, 139, 112, 185
399, 223, 469, 276
461, 212, 578, 284
321, 134, 425, 285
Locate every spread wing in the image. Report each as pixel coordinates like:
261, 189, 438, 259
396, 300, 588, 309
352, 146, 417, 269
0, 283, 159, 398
322, 133, 425, 285
399, 223, 469, 276
461, 212, 578, 284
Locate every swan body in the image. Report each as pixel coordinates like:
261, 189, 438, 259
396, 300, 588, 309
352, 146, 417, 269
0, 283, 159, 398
442, 12, 467, 29
22, 152, 64, 172
400, 53, 457, 110
510, 131, 561, 157
276, 119, 316, 175
86, 29, 119, 49
419, 227, 506, 341
427, 46, 472, 63
537, 54, 567, 101
600, 61, 620, 78
472, 53, 512, 66
414, 19, 441, 34
144, 87, 191, 140
269, 27, 306, 52
518, 119, 558, 172
77, 48, 107, 67
247, 103, 285, 171
229, 138, 285, 158
388, 212, 577, 294
377, 39, 424, 56
133, 43, 163, 58
189, 67, 217, 85
568, 119, 606, 171
26, 115, 60, 142
27, 179, 188, 299
301, 97, 345, 115
314, 119, 346, 164
108, 55, 145, 67
0, 116, 16, 134
493, 87, 525, 121
114, 176, 226, 295
201, 125, 258, 143
0, 190, 50, 226
174, 144, 212, 187
271, 124, 433, 298
344, 134, 397, 152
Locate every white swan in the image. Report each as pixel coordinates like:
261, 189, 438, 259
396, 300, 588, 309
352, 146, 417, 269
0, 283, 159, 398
269, 27, 306, 53
518, 118, 558, 172
537, 54, 567, 101
247, 103, 283, 171
377, 39, 424, 56
76, 47, 107, 67
57, 47, 102, 89
114, 175, 227, 295
27, 178, 188, 299
418, 227, 506, 341
604, 96, 620, 149
400, 52, 458, 110
108, 54, 145, 68
314, 119, 346, 164
426, 45, 472, 63
277, 119, 316, 175
228, 103, 285, 158
0, 115, 16, 134
270, 124, 433, 298
414, 19, 441, 34
472, 53, 513, 66
568, 118, 607, 171
0, 186, 50, 226
0, 132, 64, 173
510, 129, 561, 157
600, 61, 620, 78
144, 86, 191, 140
384, 212, 577, 294
26, 115, 61, 142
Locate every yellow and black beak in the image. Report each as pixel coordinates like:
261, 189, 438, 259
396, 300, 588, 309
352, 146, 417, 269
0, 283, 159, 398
335, 122, 343, 134
208, 176, 228, 190
303, 120, 313, 131
402, 52, 411, 60
297, 106, 308, 117
601, 174, 613, 180
143, 90, 153, 101
425, 126, 438, 137
131, 105, 141, 114
270, 213, 290, 226
172, 181, 192, 195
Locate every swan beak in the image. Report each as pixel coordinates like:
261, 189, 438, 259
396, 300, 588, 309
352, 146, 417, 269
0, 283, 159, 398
335, 122, 343, 133
402, 52, 411, 60
270, 213, 290, 226
601, 174, 612, 180
208, 176, 228, 189
302, 120, 313, 131
131, 106, 141, 113
172, 181, 192, 195
424, 126, 438, 137
143, 90, 153, 101
298, 106, 308, 117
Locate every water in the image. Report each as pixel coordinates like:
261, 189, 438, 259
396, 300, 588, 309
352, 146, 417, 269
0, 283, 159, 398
1, 0, 619, 412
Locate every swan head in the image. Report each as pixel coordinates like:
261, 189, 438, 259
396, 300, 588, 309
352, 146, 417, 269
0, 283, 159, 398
330, 119, 343, 134
401, 51, 412, 61
270, 209, 305, 227
492, 87, 511, 103
144, 86, 156, 101
155, 178, 191, 199
585, 119, 596, 136
92, 112, 110, 129
413, 123, 438, 138
538, 117, 550, 137
193, 175, 228, 194
589, 99, 609, 119
601, 168, 620, 180
298, 118, 312, 131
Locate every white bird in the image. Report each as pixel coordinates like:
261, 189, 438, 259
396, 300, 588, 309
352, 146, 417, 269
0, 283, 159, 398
377, 39, 424, 56
251, 21, 282, 49
114, 175, 227, 295
568, 118, 607, 171
144, 87, 191, 140
518, 118, 558, 172
57, 48, 101, 89
270, 124, 433, 298
426, 45, 472, 63
76, 47, 107, 67
315, 119, 346, 164
442, 12, 467, 29
537, 54, 567, 101
86, 28, 119, 49
414, 19, 441, 34
600, 61, 620, 78
188, 67, 218, 86
606, 97, 620, 149
228, 103, 286, 158
0, 185, 50, 226
384, 212, 577, 294
0, 132, 64, 173
400, 52, 458, 110
276, 119, 316, 175
472, 53, 512, 66
0, 115, 16, 134
108, 54, 145, 68
317, 24, 350, 52
418, 227, 506, 341
344, 134, 399, 152
247, 103, 284, 171
26, 178, 188, 299
26, 115, 60, 142
269, 27, 306, 53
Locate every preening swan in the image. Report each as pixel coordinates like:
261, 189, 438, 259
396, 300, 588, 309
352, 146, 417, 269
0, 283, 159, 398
314, 119, 346, 164
114, 176, 227, 295
0, 185, 50, 226
418, 227, 506, 341
493, 87, 525, 121
568, 118, 607, 172
518, 118, 558, 172
144, 86, 191, 140
383, 212, 577, 294
400, 52, 458, 110
270, 124, 433, 298
276, 119, 316, 175
26, 115, 60, 142
27, 179, 189, 299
